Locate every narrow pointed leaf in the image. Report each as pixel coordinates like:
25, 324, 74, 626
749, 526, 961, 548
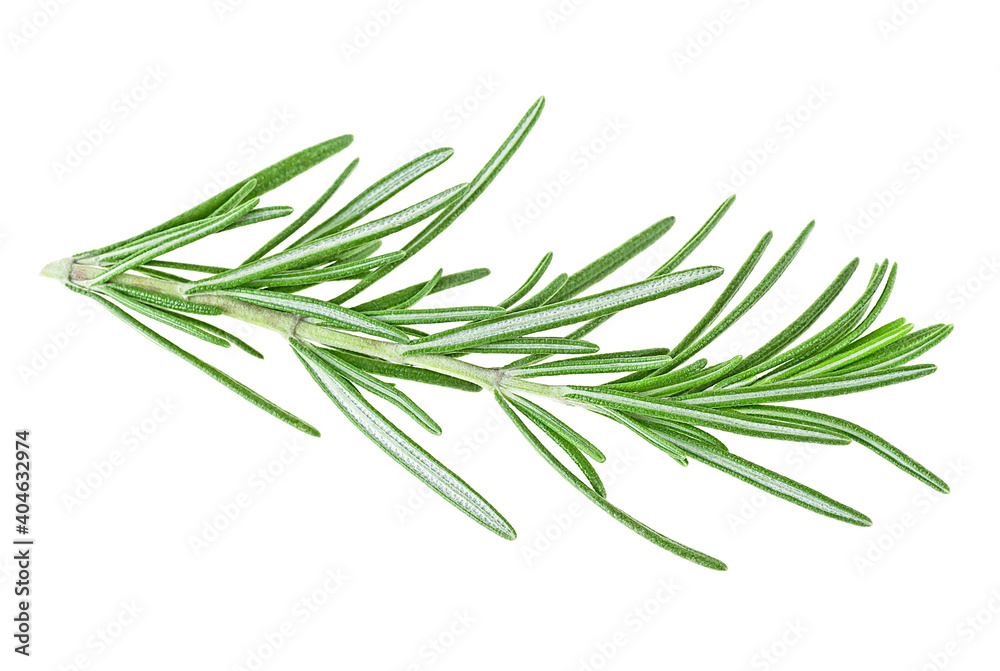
604, 358, 709, 392
503, 200, 734, 371
505, 394, 605, 462
789, 319, 913, 380
759, 315, 909, 384
727, 258, 860, 377
510, 351, 673, 378
653, 196, 735, 276
461, 337, 600, 355
670, 232, 772, 355
650, 421, 872, 525
551, 216, 676, 302
86, 199, 260, 286
66, 284, 317, 435
835, 262, 899, 346
305, 342, 440, 434
498, 252, 553, 309
186, 187, 461, 293
365, 306, 505, 324
331, 350, 480, 392
211, 179, 258, 216
504, 315, 614, 369
405, 266, 722, 355
495, 392, 726, 570
293, 149, 456, 246
244, 252, 407, 288
145, 260, 231, 274
75, 134, 352, 258
507, 395, 606, 495
723, 262, 889, 387
646, 356, 744, 396
596, 407, 688, 465
90, 205, 292, 266
738, 405, 949, 493
331, 97, 546, 304
351, 268, 491, 312
663, 222, 814, 369
101, 284, 223, 315
243, 157, 359, 263
391, 269, 442, 310
510, 273, 568, 311
832, 324, 952, 376
676, 364, 936, 406
565, 387, 846, 444
96, 288, 230, 347
292, 342, 514, 538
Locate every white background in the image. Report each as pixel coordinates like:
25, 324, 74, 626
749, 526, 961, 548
2, 1, 999, 669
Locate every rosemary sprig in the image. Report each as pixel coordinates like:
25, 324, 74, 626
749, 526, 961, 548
42, 97, 953, 570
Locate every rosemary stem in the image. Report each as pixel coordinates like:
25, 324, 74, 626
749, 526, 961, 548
43, 261, 571, 403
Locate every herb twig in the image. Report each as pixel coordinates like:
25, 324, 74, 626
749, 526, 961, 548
41, 98, 952, 569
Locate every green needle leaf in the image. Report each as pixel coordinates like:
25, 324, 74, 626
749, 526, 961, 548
722, 261, 889, 387
96, 288, 231, 347
506, 394, 606, 495
663, 222, 814, 369
185, 187, 459, 293
85, 199, 260, 286
834, 263, 898, 346
210, 179, 258, 216
91, 206, 292, 267
495, 392, 726, 570
351, 268, 491, 312
243, 252, 407, 288
100, 284, 223, 315
669, 232, 772, 356
145, 261, 231, 275
303, 342, 441, 434
334, 239, 384, 264
738, 405, 949, 493
363, 306, 505, 324
243, 157, 359, 263
565, 387, 846, 444
497, 252, 553, 309
504, 201, 734, 371
650, 421, 872, 526
391, 269, 443, 310
330, 96, 546, 304
509, 273, 568, 312
459, 337, 600, 355
330, 350, 481, 392
292, 148, 456, 247
727, 258, 860, 378
604, 358, 709, 392
75, 134, 352, 258
784, 319, 913, 380
831, 324, 952, 376
404, 267, 722, 355
551, 216, 676, 303
644, 356, 744, 397
67, 284, 317, 435
504, 316, 614, 369
653, 196, 735, 276
292, 342, 514, 539
509, 350, 673, 378
676, 364, 936, 407
505, 394, 605, 462
596, 408, 688, 465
